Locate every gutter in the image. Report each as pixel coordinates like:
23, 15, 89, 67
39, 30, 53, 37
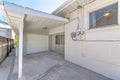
52, 0, 76, 15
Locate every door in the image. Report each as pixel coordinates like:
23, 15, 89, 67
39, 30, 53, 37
49, 35, 55, 51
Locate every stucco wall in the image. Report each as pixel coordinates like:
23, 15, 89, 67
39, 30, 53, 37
65, 0, 120, 80
23, 33, 48, 55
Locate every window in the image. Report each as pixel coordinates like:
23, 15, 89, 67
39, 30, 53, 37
0, 13, 8, 25
89, 3, 118, 29
56, 35, 64, 45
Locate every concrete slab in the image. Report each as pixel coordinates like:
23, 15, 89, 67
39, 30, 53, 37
10, 52, 112, 80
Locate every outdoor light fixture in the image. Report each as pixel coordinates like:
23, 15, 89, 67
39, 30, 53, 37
103, 12, 111, 17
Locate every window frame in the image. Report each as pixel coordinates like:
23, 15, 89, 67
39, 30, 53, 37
89, 2, 118, 29
55, 35, 65, 45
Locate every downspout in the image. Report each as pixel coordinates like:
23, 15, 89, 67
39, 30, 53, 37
71, 5, 86, 41
118, 0, 120, 25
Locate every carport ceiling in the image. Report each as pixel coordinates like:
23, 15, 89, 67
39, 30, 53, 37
24, 14, 68, 35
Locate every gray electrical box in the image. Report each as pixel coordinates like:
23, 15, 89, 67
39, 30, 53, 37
71, 32, 77, 38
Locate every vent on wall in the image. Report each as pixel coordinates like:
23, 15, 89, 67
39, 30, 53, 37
42, 27, 48, 30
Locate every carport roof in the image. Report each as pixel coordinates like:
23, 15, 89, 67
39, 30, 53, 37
1, 2, 69, 34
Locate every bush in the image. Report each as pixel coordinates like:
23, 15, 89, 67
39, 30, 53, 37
14, 38, 18, 45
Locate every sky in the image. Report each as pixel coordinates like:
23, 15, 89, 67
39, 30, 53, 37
4, 0, 67, 13
0, 0, 67, 25
0, 13, 8, 25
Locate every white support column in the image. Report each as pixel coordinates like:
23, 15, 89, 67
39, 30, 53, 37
118, 0, 120, 25
18, 21, 24, 80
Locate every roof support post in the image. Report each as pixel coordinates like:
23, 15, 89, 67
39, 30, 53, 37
118, 0, 120, 25
18, 21, 24, 80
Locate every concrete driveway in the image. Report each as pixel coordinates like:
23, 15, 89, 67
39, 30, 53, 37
10, 52, 111, 80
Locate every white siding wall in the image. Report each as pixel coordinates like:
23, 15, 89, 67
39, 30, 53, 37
65, 0, 120, 80
23, 33, 48, 55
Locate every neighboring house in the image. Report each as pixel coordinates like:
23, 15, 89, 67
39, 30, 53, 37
0, 0, 120, 80
0, 24, 12, 38
0, 23, 14, 62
